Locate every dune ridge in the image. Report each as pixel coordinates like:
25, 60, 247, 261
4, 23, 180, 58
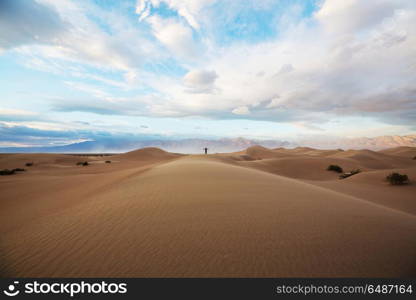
1, 146, 415, 277
379, 146, 416, 158
113, 147, 181, 161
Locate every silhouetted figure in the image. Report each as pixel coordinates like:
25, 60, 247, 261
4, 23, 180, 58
203, 147, 208, 155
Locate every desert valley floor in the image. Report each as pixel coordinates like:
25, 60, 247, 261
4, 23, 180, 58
0, 146, 415, 277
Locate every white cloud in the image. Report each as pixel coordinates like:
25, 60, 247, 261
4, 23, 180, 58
315, 0, 398, 35
136, 0, 216, 29
0, 108, 38, 116
92, 0, 416, 128
0, 141, 31, 147
0, 0, 66, 51
147, 15, 198, 58
136, 0, 414, 129
136, 0, 152, 21
2, 0, 416, 133
0, 121, 69, 131
183, 70, 217, 93
291, 121, 324, 132
1, 0, 163, 81
232, 106, 250, 115
315, 0, 416, 36
276, 64, 294, 76
64, 81, 110, 99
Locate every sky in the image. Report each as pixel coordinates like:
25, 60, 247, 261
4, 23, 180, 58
0, 0, 415, 147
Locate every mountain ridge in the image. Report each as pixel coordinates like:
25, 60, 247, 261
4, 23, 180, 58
0, 134, 415, 153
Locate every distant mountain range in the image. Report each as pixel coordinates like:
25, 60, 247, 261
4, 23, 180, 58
299, 134, 416, 150
0, 134, 415, 153
0, 137, 292, 154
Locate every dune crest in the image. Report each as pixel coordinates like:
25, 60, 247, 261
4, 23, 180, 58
379, 146, 416, 158
113, 147, 181, 161
1, 146, 415, 277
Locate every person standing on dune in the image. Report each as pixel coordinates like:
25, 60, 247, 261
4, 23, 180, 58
203, 147, 208, 154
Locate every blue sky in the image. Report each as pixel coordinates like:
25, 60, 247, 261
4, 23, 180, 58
0, 0, 415, 147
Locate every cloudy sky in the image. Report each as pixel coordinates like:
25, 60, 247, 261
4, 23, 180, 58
0, 0, 415, 147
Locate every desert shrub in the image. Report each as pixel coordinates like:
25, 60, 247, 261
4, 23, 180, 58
25, 162, 34, 167
0, 168, 26, 175
76, 161, 89, 166
82, 161, 89, 166
0, 169, 15, 175
327, 164, 343, 173
105, 160, 111, 163
339, 169, 361, 179
413, 156, 416, 160
386, 172, 409, 185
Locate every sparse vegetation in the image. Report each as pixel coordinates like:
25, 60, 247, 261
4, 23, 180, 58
76, 161, 89, 166
0, 169, 15, 175
105, 160, 111, 163
327, 164, 343, 173
413, 156, 416, 160
386, 172, 409, 185
339, 169, 361, 179
0, 168, 26, 176
25, 162, 34, 167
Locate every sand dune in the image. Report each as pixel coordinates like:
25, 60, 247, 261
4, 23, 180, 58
310, 167, 416, 215
1, 147, 415, 277
282, 147, 340, 156
0, 153, 88, 169
240, 145, 342, 160
235, 157, 360, 180
0, 149, 416, 277
232, 147, 415, 180
244, 145, 288, 159
323, 165, 416, 214
232, 147, 416, 213
113, 147, 181, 161
328, 149, 412, 169
379, 146, 416, 158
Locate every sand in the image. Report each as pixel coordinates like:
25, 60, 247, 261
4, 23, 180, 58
1, 146, 415, 277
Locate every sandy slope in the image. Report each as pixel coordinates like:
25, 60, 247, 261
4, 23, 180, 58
310, 166, 416, 214
0, 148, 180, 233
328, 149, 412, 169
232, 146, 416, 214
1, 149, 416, 277
112, 147, 181, 161
379, 146, 416, 158
232, 146, 415, 178
236, 157, 359, 180
0, 153, 90, 169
